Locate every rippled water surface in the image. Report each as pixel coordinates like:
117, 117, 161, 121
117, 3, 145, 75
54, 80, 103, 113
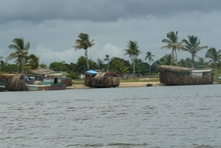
1, 84, 221, 148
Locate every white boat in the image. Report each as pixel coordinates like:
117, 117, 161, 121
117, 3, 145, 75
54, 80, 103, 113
26, 84, 50, 91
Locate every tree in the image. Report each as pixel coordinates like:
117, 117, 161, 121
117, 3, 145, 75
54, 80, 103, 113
26, 54, 39, 70
6, 38, 30, 73
159, 54, 175, 65
124, 41, 141, 75
196, 57, 209, 69
205, 47, 221, 69
49, 62, 67, 71
177, 58, 192, 68
39, 63, 47, 69
182, 35, 208, 69
112, 59, 128, 75
104, 54, 111, 72
161, 31, 183, 62
97, 58, 104, 71
73, 33, 95, 70
0, 56, 3, 69
76, 56, 87, 73
145, 51, 155, 73
1, 64, 17, 73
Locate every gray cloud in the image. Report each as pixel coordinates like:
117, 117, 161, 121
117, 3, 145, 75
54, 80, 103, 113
1, 0, 221, 65
1, 0, 221, 23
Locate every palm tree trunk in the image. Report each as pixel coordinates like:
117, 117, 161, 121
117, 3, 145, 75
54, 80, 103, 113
133, 60, 135, 76
175, 49, 177, 61
22, 61, 24, 74
191, 54, 195, 69
85, 49, 89, 70
149, 60, 151, 73
107, 62, 109, 72
172, 48, 175, 63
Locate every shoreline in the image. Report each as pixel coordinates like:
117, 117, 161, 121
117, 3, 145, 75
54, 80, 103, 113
66, 81, 220, 89
66, 82, 163, 89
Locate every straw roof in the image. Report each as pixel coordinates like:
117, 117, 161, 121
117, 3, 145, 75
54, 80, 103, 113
84, 71, 120, 88
158, 65, 192, 72
30, 68, 55, 75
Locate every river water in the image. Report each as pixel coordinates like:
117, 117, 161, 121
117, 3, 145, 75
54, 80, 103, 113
0, 84, 221, 148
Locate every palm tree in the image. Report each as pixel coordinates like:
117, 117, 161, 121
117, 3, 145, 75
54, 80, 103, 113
145, 51, 155, 73
196, 57, 209, 69
112, 59, 129, 75
6, 38, 30, 73
205, 47, 221, 69
182, 35, 208, 69
104, 54, 111, 72
73, 33, 95, 70
97, 58, 104, 71
159, 54, 174, 65
124, 41, 141, 75
161, 31, 183, 62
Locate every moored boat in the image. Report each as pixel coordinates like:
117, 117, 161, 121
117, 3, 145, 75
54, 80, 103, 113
26, 84, 50, 91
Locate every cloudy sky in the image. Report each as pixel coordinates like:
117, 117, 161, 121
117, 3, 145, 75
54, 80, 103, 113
1, 0, 221, 65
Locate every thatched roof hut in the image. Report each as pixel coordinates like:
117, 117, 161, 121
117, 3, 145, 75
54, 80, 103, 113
84, 71, 120, 88
158, 65, 213, 85
3, 74, 28, 91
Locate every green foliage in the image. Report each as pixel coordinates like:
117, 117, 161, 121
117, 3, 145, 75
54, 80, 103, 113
145, 51, 155, 73
158, 54, 175, 65
161, 31, 183, 61
67, 73, 79, 79
112, 59, 129, 75
182, 35, 208, 69
39, 63, 47, 68
49, 62, 67, 71
76, 56, 87, 73
124, 40, 141, 74
205, 47, 221, 69
26, 54, 39, 70
7, 38, 30, 73
1, 64, 17, 73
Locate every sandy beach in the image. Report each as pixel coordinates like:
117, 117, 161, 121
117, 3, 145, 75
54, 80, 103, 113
66, 81, 220, 89
66, 81, 163, 89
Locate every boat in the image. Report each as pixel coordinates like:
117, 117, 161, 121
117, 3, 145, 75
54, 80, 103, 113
26, 72, 67, 91
146, 83, 153, 87
26, 84, 50, 91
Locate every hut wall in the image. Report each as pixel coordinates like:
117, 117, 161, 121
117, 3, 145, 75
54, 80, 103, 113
61, 78, 72, 86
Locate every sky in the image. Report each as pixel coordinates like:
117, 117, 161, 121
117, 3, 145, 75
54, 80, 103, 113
1, 0, 221, 66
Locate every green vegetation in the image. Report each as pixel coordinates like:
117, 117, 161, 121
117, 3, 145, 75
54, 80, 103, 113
182, 35, 208, 69
1, 31, 221, 82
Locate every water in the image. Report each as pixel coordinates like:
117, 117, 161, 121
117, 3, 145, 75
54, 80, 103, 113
0, 84, 221, 148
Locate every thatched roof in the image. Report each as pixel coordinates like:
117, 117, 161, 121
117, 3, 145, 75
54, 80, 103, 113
30, 68, 55, 75
94, 72, 106, 81
158, 65, 192, 72
0, 73, 15, 78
